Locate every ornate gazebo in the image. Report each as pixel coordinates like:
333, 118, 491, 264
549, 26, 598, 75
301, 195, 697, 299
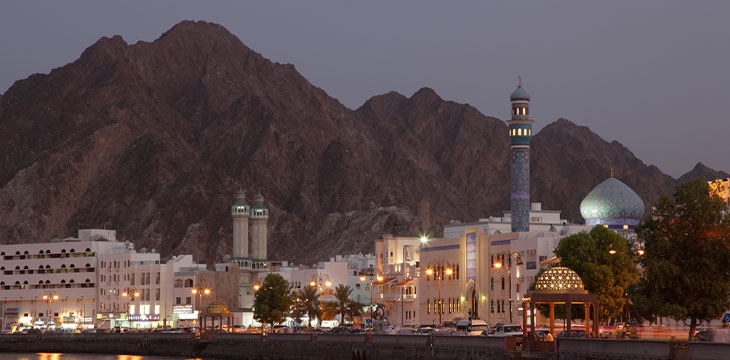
200, 300, 234, 333
524, 267, 599, 349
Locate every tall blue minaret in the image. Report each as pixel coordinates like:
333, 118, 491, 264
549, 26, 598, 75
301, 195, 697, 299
507, 76, 534, 232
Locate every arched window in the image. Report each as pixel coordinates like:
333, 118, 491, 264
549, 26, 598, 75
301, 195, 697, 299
501, 277, 505, 290
528, 129, 531, 136
70, 279, 75, 283
61, 249, 66, 253
85, 248, 91, 252
38, 280, 43, 284
70, 249, 75, 253
70, 264, 75, 268
518, 128, 522, 136
15, 281, 20, 285
46, 250, 51, 254
85, 263, 91, 268
23, 251, 29, 255
15, 251, 20, 255
45, 280, 50, 284
23, 280, 28, 284
0, 252, 4, 255
23, 265, 28, 270
61, 264, 67, 268
0, 281, 4, 285
0, 266, 4, 271
85, 279, 91, 283
45, 265, 51, 269
15, 266, 20, 270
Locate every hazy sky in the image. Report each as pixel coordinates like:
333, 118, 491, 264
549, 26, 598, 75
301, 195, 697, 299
1, 1, 728, 177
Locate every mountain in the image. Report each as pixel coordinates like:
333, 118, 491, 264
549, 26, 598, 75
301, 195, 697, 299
677, 162, 730, 183
0, 21, 724, 265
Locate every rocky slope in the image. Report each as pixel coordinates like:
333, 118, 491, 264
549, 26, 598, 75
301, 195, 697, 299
0, 21, 724, 265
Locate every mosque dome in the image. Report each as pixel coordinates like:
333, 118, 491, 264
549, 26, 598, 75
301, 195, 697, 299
580, 177, 645, 229
510, 86, 530, 101
252, 192, 268, 210
534, 266, 586, 294
206, 300, 230, 313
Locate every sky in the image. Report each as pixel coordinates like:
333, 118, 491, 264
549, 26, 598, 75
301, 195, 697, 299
1, 1, 728, 177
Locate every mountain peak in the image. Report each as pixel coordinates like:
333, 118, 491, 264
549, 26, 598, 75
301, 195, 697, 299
410, 87, 441, 102
678, 162, 730, 183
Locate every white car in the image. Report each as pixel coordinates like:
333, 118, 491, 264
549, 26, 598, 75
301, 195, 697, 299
492, 324, 523, 337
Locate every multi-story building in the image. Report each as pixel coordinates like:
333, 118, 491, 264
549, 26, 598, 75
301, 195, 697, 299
374, 235, 421, 326
1, 229, 121, 330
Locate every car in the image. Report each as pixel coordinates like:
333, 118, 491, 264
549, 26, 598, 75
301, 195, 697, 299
417, 327, 434, 335
25, 328, 43, 335
492, 324, 523, 337
557, 329, 587, 338
329, 326, 350, 334
396, 328, 418, 335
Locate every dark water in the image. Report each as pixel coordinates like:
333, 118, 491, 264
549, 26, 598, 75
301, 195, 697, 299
0, 354, 201, 360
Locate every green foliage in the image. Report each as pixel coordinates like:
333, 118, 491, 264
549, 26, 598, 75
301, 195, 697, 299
292, 285, 320, 327
531, 226, 639, 321
328, 284, 366, 324
634, 178, 730, 340
253, 274, 293, 329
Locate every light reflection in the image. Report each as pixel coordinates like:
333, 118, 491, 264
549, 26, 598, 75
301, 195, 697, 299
37, 353, 62, 360
117, 356, 143, 360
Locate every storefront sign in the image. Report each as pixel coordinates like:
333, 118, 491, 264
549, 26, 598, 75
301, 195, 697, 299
63, 316, 76, 324
4, 308, 19, 317
466, 232, 477, 283
178, 311, 198, 320
127, 314, 160, 321
173, 305, 193, 314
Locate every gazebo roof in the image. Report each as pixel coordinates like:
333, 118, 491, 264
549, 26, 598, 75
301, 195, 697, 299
533, 266, 587, 294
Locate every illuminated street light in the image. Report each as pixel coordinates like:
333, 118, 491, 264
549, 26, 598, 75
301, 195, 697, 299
311, 273, 332, 327
359, 265, 384, 324
637, 248, 645, 256
420, 236, 429, 244
253, 284, 260, 291
425, 259, 453, 326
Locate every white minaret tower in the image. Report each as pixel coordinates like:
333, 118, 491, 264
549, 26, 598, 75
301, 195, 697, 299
250, 192, 269, 259
231, 191, 250, 258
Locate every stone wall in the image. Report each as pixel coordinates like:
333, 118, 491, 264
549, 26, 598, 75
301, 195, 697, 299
1, 333, 729, 360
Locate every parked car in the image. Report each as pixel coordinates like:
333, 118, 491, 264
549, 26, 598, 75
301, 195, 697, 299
417, 326, 435, 335
492, 324, 523, 337
396, 328, 418, 335
329, 326, 350, 334
557, 329, 587, 338
455, 319, 490, 336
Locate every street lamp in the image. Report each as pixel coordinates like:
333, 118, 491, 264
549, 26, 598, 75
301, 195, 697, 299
42, 293, 59, 328
494, 252, 522, 324
425, 259, 453, 326
310, 273, 331, 327
419, 235, 429, 245
359, 265, 384, 325
121, 290, 141, 327
191, 287, 211, 328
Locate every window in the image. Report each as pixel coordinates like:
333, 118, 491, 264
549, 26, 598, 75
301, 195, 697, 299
502, 300, 506, 313
518, 128, 522, 136
176, 297, 181, 305
130, 273, 135, 286
491, 255, 494, 267
186, 297, 191, 305
491, 300, 495, 313
490, 277, 494, 290
502, 277, 505, 290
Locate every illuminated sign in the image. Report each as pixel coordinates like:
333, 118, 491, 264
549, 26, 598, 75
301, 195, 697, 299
173, 305, 193, 314
127, 314, 160, 321
4, 308, 19, 317
709, 179, 729, 203
466, 232, 477, 283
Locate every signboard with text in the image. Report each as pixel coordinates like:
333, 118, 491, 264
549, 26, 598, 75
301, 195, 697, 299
466, 232, 477, 283
173, 305, 193, 314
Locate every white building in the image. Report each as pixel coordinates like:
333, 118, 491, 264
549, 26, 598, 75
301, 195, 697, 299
0, 229, 206, 331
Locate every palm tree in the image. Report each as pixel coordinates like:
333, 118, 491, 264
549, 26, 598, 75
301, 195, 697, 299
330, 284, 366, 325
293, 286, 320, 327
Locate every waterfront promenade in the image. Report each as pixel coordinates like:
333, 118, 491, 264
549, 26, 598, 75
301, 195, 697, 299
0, 332, 728, 360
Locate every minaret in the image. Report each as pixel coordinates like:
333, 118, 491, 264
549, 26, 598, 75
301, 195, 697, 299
231, 191, 250, 258
250, 192, 269, 259
507, 76, 534, 232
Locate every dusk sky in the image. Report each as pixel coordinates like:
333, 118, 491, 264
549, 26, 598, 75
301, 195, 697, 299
1, 1, 728, 177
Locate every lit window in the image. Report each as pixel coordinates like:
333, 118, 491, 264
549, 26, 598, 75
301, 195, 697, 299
528, 129, 531, 136
518, 128, 522, 136
623, 225, 629, 229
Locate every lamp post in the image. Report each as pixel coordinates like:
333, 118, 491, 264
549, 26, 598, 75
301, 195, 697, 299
42, 293, 59, 328
191, 286, 211, 332
310, 273, 331, 327
425, 259, 453, 326
359, 265, 383, 325
494, 252, 522, 324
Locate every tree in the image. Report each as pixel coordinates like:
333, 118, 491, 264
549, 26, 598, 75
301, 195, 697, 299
253, 274, 293, 330
292, 286, 320, 327
634, 178, 730, 341
546, 226, 639, 321
328, 284, 366, 325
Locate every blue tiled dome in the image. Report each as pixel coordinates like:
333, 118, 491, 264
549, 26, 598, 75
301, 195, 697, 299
510, 86, 530, 101
580, 177, 645, 229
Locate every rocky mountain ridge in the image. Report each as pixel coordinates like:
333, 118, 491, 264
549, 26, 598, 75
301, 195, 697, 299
0, 21, 724, 265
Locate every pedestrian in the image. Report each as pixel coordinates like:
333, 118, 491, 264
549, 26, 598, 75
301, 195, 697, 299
546, 331, 554, 341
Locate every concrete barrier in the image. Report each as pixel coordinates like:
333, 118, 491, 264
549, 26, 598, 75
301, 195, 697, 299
558, 338, 670, 358
688, 341, 730, 360
431, 335, 505, 349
